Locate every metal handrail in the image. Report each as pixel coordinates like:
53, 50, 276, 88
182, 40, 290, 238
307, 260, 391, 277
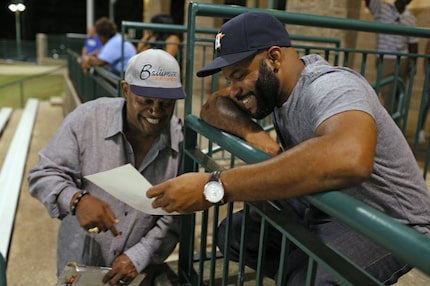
185, 114, 430, 276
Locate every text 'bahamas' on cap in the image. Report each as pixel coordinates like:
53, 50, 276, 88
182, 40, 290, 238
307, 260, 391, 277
125, 49, 186, 99
196, 11, 291, 77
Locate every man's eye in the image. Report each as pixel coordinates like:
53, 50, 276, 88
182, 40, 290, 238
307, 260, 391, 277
234, 74, 245, 81
160, 100, 175, 108
140, 99, 153, 105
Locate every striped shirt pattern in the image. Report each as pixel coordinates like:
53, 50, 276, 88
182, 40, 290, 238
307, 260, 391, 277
367, 0, 418, 55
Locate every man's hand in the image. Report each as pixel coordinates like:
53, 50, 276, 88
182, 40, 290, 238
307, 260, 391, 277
73, 193, 121, 237
147, 172, 213, 213
102, 254, 138, 286
80, 55, 91, 73
201, 89, 281, 156
243, 130, 282, 156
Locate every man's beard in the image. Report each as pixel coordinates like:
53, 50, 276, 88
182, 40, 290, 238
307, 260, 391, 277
251, 59, 281, 120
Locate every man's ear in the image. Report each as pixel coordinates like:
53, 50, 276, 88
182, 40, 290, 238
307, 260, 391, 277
120, 80, 129, 100
267, 46, 282, 61
267, 46, 282, 72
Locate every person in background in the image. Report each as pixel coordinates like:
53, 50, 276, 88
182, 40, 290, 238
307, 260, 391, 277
28, 49, 186, 286
146, 12, 430, 284
81, 26, 102, 58
137, 13, 181, 58
81, 17, 136, 75
365, 0, 418, 113
418, 39, 430, 143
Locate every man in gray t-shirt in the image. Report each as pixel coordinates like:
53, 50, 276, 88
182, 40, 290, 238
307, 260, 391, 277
147, 12, 430, 285
274, 54, 430, 236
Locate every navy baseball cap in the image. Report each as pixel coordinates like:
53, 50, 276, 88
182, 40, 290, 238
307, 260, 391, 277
196, 12, 291, 77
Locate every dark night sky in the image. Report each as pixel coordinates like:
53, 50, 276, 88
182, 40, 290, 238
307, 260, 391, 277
0, 0, 143, 40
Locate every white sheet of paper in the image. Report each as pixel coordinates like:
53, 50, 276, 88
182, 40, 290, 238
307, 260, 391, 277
85, 164, 179, 215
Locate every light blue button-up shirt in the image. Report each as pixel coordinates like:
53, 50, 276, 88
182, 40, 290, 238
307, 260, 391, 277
28, 97, 183, 275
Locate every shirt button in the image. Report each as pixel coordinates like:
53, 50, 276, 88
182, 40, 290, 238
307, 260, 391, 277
113, 250, 118, 256
124, 211, 128, 216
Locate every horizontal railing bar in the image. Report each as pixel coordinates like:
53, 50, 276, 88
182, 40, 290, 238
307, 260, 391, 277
121, 21, 218, 35
306, 192, 430, 275
186, 115, 271, 164
185, 114, 430, 276
190, 2, 430, 38
293, 45, 430, 59
122, 21, 342, 48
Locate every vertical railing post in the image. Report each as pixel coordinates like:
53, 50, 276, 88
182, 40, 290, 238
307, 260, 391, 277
19, 80, 24, 108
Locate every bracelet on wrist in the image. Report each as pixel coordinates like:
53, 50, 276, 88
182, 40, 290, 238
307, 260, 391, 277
70, 190, 89, 216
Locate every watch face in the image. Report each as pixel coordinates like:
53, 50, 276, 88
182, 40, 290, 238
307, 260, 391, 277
204, 181, 224, 203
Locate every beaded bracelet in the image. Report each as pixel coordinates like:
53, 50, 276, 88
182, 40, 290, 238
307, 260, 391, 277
70, 190, 89, 215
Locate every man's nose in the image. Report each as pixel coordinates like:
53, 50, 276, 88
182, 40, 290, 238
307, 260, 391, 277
149, 100, 163, 114
229, 83, 241, 99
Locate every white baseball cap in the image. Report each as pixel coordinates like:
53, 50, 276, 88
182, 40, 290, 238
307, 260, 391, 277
125, 49, 186, 99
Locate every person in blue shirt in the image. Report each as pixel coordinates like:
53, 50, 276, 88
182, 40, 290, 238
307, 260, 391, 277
81, 17, 136, 75
81, 26, 102, 57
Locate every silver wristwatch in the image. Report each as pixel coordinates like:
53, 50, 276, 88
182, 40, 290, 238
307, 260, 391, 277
203, 170, 225, 204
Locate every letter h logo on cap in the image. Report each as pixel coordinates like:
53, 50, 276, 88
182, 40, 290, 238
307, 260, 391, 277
215, 32, 225, 51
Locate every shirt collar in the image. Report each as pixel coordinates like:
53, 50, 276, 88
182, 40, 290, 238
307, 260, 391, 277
105, 99, 125, 138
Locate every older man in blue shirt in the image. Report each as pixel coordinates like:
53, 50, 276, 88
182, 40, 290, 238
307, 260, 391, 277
28, 49, 185, 286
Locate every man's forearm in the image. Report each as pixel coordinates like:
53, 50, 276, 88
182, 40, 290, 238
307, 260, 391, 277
200, 89, 281, 156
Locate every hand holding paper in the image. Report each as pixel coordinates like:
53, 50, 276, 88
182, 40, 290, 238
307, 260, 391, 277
85, 164, 179, 215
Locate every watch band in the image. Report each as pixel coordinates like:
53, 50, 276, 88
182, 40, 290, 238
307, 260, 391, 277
209, 170, 222, 182
210, 170, 226, 205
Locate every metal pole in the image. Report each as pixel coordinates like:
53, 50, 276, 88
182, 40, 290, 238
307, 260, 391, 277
86, 0, 94, 30
15, 11, 22, 59
109, 0, 117, 22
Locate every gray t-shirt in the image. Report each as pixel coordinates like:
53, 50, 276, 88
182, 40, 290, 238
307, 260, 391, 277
273, 54, 430, 236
